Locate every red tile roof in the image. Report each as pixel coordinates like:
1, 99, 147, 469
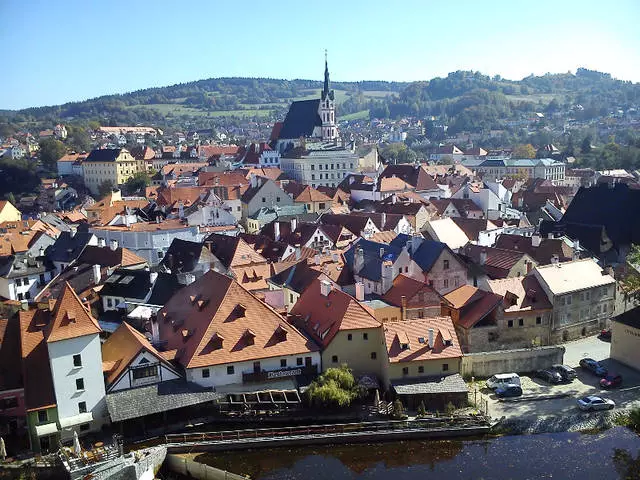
382, 274, 442, 309
444, 285, 503, 329
45, 282, 101, 342
157, 270, 317, 368
383, 318, 462, 363
290, 279, 381, 348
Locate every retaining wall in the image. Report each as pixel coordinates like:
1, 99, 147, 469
461, 346, 565, 378
166, 454, 247, 480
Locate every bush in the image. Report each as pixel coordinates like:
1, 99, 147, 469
391, 399, 406, 419
306, 365, 361, 408
416, 401, 426, 417
445, 401, 456, 416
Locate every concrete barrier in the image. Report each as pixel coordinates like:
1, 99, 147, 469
461, 346, 565, 378
165, 454, 247, 480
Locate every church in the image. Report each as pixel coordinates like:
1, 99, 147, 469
273, 54, 339, 153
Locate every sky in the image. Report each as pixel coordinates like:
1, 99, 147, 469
1, 0, 639, 110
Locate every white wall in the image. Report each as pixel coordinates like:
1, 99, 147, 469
185, 352, 321, 388
108, 350, 181, 392
47, 334, 107, 433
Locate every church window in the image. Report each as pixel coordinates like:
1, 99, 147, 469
311, 165, 315, 170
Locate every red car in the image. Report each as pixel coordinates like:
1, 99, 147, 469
600, 374, 623, 389
599, 329, 612, 340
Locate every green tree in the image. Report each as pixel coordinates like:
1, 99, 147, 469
39, 137, 67, 173
306, 365, 361, 408
620, 244, 640, 294
124, 172, 151, 195
97, 180, 115, 198
438, 155, 454, 165
513, 143, 536, 159
5, 192, 16, 206
66, 125, 92, 152
391, 399, 406, 419
581, 135, 593, 154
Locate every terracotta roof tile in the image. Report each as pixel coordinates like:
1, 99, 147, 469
444, 285, 503, 329
294, 186, 332, 204
382, 274, 442, 309
383, 318, 462, 363
487, 275, 552, 313
45, 282, 101, 342
19, 309, 56, 411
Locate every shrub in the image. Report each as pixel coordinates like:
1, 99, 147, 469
306, 365, 360, 408
445, 401, 456, 416
416, 401, 426, 417
391, 399, 405, 419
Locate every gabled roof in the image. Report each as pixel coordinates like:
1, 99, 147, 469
494, 233, 573, 266
157, 270, 317, 368
382, 274, 442, 308
45, 228, 94, 264
390, 234, 449, 273
533, 258, 615, 295
85, 148, 122, 162
343, 238, 403, 282
102, 321, 174, 387
204, 233, 266, 268
443, 285, 503, 329
101, 269, 152, 300
160, 238, 213, 273
77, 245, 147, 268
269, 261, 323, 295
487, 275, 552, 313
461, 243, 534, 279
450, 218, 495, 242
290, 279, 381, 347
424, 218, 470, 249
319, 213, 376, 236
278, 99, 322, 140
294, 186, 332, 204
383, 318, 462, 363
198, 170, 248, 188
45, 282, 101, 342
147, 272, 184, 306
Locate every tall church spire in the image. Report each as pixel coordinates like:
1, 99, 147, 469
322, 49, 330, 99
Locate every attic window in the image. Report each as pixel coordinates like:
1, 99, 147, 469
233, 304, 247, 318
189, 294, 202, 305
418, 337, 425, 344
275, 324, 289, 341
210, 332, 224, 350
181, 329, 194, 340
66, 311, 76, 323
197, 299, 209, 310
243, 329, 256, 346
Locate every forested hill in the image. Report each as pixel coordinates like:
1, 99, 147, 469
1, 69, 638, 133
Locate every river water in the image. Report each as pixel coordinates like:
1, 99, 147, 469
194, 427, 640, 480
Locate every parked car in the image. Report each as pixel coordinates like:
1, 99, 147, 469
579, 358, 608, 377
599, 328, 612, 341
599, 373, 623, 389
550, 364, 577, 382
535, 369, 563, 384
486, 373, 521, 390
577, 395, 615, 411
495, 384, 523, 398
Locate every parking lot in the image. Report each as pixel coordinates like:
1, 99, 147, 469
474, 335, 640, 419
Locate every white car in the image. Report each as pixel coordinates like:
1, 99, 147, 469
577, 395, 615, 411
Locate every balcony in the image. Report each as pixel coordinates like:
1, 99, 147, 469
242, 365, 318, 384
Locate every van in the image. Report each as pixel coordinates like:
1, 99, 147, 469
486, 373, 521, 389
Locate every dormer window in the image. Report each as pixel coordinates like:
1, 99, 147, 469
66, 311, 76, 324
210, 332, 224, 350
243, 329, 255, 346
275, 324, 289, 342
233, 304, 247, 318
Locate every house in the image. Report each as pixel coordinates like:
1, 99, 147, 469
82, 149, 147, 195
377, 164, 442, 199
441, 285, 504, 353
45, 228, 98, 273
532, 258, 616, 342
57, 153, 87, 177
319, 213, 380, 240
279, 147, 359, 189
390, 234, 468, 295
0, 316, 25, 438
0, 201, 21, 223
422, 217, 470, 251
235, 142, 281, 168
156, 270, 320, 396
159, 238, 220, 276
290, 279, 382, 376
486, 275, 554, 348
451, 183, 508, 220
293, 186, 332, 214
0, 252, 56, 301
382, 317, 466, 410
382, 274, 443, 319
429, 145, 465, 163
343, 239, 413, 296
241, 176, 293, 225
20, 284, 107, 452
494, 233, 575, 266
100, 269, 154, 312
610, 307, 640, 371
460, 244, 537, 280
85, 189, 149, 226
429, 198, 484, 219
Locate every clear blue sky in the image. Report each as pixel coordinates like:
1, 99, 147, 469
1, 0, 638, 110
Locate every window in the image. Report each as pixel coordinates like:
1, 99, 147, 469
518, 318, 524, 327
202, 368, 210, 378
280, 359, 287, 368
38, 410, 48, 423
508, 320, 514, 328
347, 333, 352, 341
418, 366, 424, 374
78, 402, 87, 414
331, 355, 338, 363
370, 352, 377, 360
25, 292, 31, 300
73, 354, 82, 367
107, 298, 113, 308
319, 203, 326, 210
444, 279, 449, 288
76, 378, 85, 391
0, 397, 18, 410
363, 333, 368, 341
15, 279, 21, 287
311, 165, 315, 171
262, 197, 266, 203
157, 251, 163, 259
80, 423, 90, 432
402, 367, 409, 376
276, 197, 281, 202
536, 316, 542, 325
443, 260, 449, 270
442, 363, 449, 372
227, 366, 235, 375
405, 266, 409, 273
132, 365, 158, 379
311, 174, 315, 180
305, 356, 312, 367
297, 357, 303, 366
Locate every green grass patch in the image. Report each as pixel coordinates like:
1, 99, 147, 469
341, 110, 369, 121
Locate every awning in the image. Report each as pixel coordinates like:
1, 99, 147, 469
35, 422, 59, 437
59, 412, 93, 429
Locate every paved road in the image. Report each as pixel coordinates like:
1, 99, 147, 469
477, 334, 640, 419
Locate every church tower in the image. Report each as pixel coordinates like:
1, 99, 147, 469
319, 51, 337, 141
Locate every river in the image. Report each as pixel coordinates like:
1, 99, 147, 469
192, 426, 640, 479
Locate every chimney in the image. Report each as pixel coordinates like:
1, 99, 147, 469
354, 246, 365, 273
551, 254, 559, 265
531, 234, 541, 247
124, 212, 130, 228
392, 195, 397, 204
572, 240, 580, 261
150, 316, 160, 344
295, 244, 301, 260
314, 254, 321, 265
98, 237, 106, 248
178, 201, 185, 219
93, 264, 101, 283
39, 246, 45, 257
274, 222, 280, 241
428, 328, 434, 349
320, 280, 332, 297
150, 272, 158, 284
291, 217, 297, 232
109, 239, 118, 251
401, 295, 407, 321
379, 247, 385, 258
355, 282, 365, 301
479, 249, 487, 266
381, 213, 387, 229
250, 175, 257, 188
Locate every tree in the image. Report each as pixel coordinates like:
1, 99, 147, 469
97, 180, 115, 198
512, 143, 536, 159
391, 399, 406, 419
5, 192, 16, 206
620, 244, 640, 294
123, 172, 151, 195
39, 137, 67, 173
438, 155, 454, 165
66, 125, 92, 152
581, 135, 593, 154
306, 365, 362, 408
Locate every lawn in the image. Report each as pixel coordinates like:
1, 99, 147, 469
341, 110, 370, 121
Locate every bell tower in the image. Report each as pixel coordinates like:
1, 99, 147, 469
319, 50, 337, 141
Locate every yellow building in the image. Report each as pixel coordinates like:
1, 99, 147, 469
83, 148, 146, 195
611, 308, 640, 371
0, 201, 22, 222
294, 186, 332, 214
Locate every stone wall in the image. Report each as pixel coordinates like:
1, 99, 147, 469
166, 454, 246, 480
461, 345, 565, 378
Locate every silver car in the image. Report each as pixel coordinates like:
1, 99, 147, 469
577, 395, 615, 411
